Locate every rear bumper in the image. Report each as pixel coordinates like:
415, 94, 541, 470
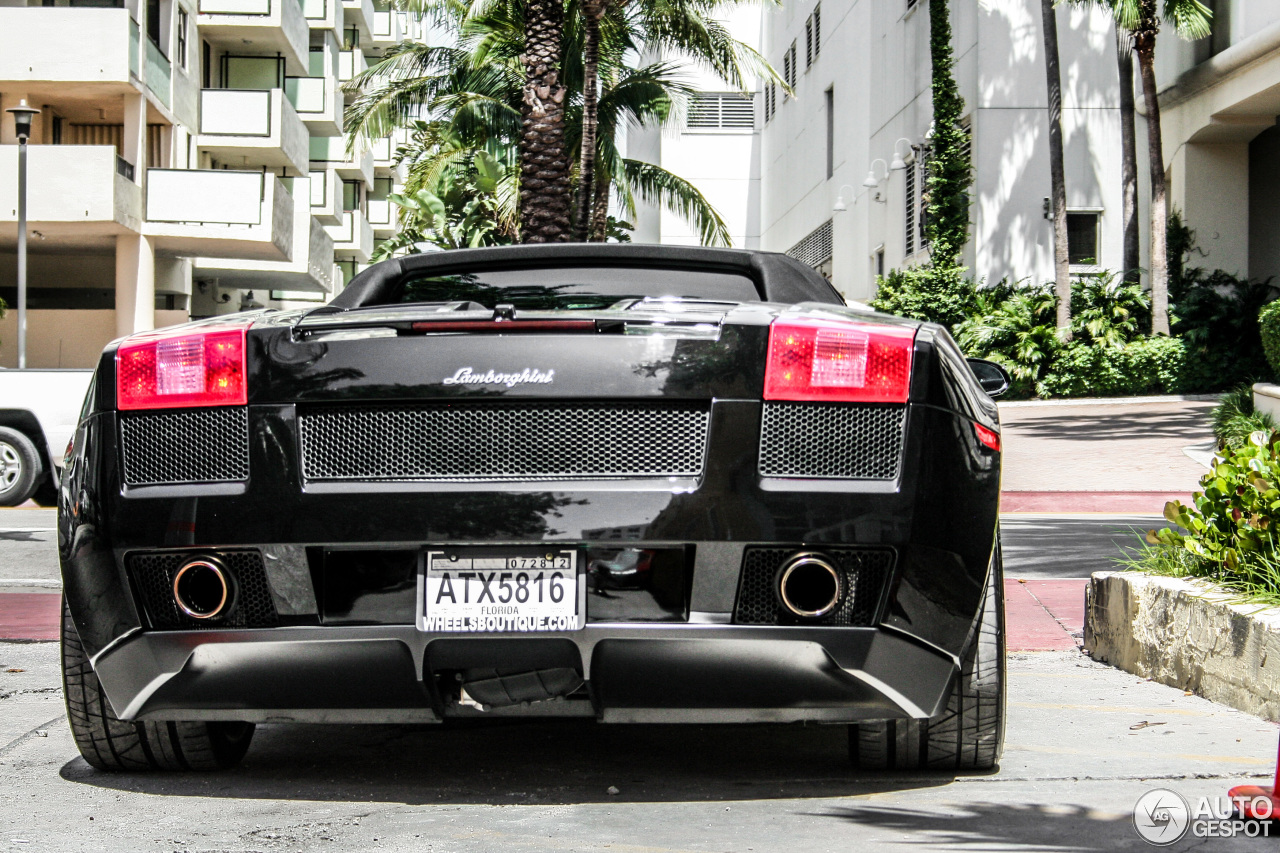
92, 623, 957, 725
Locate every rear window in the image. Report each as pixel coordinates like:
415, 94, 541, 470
395, 266, 761, 310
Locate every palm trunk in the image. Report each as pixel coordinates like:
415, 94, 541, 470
589, 165, 611, 240
1135, 34, 1170, 334
1042, 0, 1071, 341
1116, 28, 1140, 284
573, 1, 604, 242
518, 0, 571, 243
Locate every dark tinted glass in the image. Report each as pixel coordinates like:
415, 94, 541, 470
1067, 213, 1099, 265
396, 267, 761, 310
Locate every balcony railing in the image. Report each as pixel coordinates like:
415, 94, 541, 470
200, 89, 272, 136
129, 17, 140, 78
147, 169, 265, 225
337, 48, 366, 81
285, 76, 326, 114
372, 9, 393, 38
199, 0, 271, 14
367, 196, 392, 226
145, 38, 171, 109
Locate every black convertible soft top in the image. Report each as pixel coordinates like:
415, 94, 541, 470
326, 244, 845, 310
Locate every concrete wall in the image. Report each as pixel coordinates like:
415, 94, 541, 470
0, 309, 117, 369
0, 7, 133, 85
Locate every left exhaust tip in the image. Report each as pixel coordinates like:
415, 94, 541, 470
172, 558, 233, 620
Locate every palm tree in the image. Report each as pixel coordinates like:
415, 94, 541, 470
1041, 0, 1071, 340
1115, 27, 1140, 283
347, 16, 732, 248
1107, 0, 1212, 334
572, 0, 778, 240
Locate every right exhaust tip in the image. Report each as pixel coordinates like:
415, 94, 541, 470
172, 558, 233, 620
776, 553, 842, 619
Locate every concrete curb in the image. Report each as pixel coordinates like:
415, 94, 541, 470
1084, 571, 1280, 721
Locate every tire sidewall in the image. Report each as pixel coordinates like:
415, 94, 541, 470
0, 427, 41, 506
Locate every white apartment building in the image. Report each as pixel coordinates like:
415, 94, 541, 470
757, 0, 1129, 300
752, 0, 1280, 303
0, 0, 423, 368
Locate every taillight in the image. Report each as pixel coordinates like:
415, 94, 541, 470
116, 326, 249, 410
974, 422, 1001, 452
764, 318, 915, 403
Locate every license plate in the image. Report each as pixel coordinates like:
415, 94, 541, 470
419, 548, 581, 632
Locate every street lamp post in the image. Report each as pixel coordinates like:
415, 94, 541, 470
6, 100, 40, 370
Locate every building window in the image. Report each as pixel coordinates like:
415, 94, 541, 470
343, 26, 360, 49
787, 220, 834, 281
813, 3, 821, 58
907, 0, 918, 8
824, 87, 834, 179
342, 179, 364, 213
147, 0, 162, 50
1067, 212, 1101, 266
875, 246, 885, 279
783, 42, 797, 92
177, 9, 188, 69
202, 39, 211, 88
763, 84, 774, 123
687, 92, 755, 130
805, 17, 813, 69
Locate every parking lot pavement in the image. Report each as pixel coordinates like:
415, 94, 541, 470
0, 642, 1275, 851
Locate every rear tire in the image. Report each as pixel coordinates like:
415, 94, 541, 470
849, 542, 1005, 771
61, 597, 254, 771
0, 427, 41, 506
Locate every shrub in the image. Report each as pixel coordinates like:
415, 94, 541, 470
1036, 336, 1191, 399
1259, 300, 1280, 379
1151, 430, 1280, 600
1210, 384, 1274, 449
1069, 271, 1149, 348
952, 282, 1056, 397
870, 266, 974, 330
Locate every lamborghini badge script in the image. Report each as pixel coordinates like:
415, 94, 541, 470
443, 367, 556, 387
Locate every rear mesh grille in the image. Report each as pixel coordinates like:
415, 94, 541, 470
759, 403, 905, 479
127, 550, 279, 631
299, 402, 711, 481
733, 546, 893, 626
120, 408, 249, 486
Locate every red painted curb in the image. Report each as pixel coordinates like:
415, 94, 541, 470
1004, 579, 1081, 651
0, 592, 60, 641
1002, 491, 1190, 514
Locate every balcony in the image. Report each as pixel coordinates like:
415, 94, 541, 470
342, 0, 374, 44
144, 169, 294, 260
285, 75, 342, 137
325, 209, 374, 262
198, 0, 309, 75
370, 9, 400, 47
337, 47, 367, 83
0, 8, 137, 92
307, 167, 343, 225
303, 0, 342, 31
196, 89, 310, 173
0, 146, 141, 245
367, 196, 395, 237
0, 143, 142, 259
310, 136, 373, 185
371, 131, 407, 179
195, 201, 336, 293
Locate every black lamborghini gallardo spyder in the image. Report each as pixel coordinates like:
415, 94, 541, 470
58, 244, 1009, 772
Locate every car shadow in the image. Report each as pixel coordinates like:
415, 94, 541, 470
810, 802, 1137, 852
61, 719, 965, 805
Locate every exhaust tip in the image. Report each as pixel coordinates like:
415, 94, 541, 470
776, 553, 842, 619
172, 558, 233, 620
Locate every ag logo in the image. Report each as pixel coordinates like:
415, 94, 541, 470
1133, 788, 1190, 845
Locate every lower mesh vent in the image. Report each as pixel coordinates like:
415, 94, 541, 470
127, 550, 279, 630
759, 403, 905, 479
298, 402, 711, 481
120, 408, 249, 486
733, 546, 893, 626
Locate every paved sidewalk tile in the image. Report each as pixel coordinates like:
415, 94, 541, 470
1004, 580, 1078, 651
0, 592, 60, 641
1021, 579, 1086, 637
1000, 399, 1214, 493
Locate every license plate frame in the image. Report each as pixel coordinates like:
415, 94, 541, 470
417, 546, 584, 633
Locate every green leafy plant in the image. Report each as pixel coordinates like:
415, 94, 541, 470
870, 266, 975, 330
1210, 384, 1275, 450
1069, 270, 1149, 348
924, 0, 971, 270
1152, 431, 1280, 586
953, 282, 1057, 395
